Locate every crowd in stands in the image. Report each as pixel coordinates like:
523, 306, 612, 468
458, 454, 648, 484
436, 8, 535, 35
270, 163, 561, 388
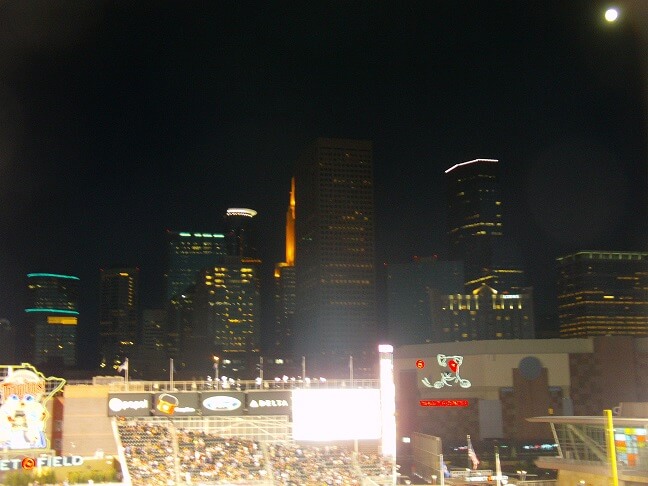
116, 420, 392, 485
117, 420, 175, 486
357, 451, 394, 478
268, 443, 361, 485
177, 429, 267, 483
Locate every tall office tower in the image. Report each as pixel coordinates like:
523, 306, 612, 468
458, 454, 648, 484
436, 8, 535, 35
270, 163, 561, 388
139, 308, 167, 378
386, 256, 463, 346
294, 138, 377, 372
99, 267, 139, 371
224, 208, 258, 257
26, 273, 79, 367
192, 256, 261, 377
273, 178, 296, 355
446, 159, 525, 292
557, 251, 648, 337
168, 289, 194, 367
165, 230, 227, 300
0, 319, 16, 363
430, 285, 535, 341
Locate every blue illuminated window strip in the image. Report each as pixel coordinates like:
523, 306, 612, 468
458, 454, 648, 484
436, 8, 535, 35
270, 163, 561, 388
27, 273, 80, 281
25, 308, 79, 315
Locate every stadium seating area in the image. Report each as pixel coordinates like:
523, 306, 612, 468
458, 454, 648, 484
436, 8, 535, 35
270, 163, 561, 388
116, 419, 393, 485
177, 430, 267, 483
269, 443, 360, 485
117, 420, 176, 486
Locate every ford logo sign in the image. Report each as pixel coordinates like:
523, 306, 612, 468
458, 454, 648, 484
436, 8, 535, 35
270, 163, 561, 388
202, 395, 241, 411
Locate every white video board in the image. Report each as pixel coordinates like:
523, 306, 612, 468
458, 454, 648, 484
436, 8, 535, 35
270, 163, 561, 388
292, 389, 382, 441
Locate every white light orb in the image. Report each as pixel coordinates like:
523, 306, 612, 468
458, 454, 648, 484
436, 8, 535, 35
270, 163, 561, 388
605, 8, 619, 22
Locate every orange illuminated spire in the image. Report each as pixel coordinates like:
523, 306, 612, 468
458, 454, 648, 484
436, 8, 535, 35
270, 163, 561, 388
285, 177, 295, 265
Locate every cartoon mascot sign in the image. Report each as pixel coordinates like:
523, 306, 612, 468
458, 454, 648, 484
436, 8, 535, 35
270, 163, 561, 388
0, 364, 65, 450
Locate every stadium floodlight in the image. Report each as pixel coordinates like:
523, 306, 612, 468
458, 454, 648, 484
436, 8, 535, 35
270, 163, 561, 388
379, 343, 397, 486
292, 389, 382, 441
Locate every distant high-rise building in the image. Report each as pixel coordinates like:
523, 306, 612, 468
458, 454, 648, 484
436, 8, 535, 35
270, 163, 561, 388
225, 208, 258, 258
446, 159, 525, 292
386, 256, 463, 346
166, 230, 228, 368
273, 178, 296, 355
168, 289, 194, 367
165, 230, 227, 300
140, 308, 167, 378
430, 285, 535, 341
557, 251, 648, 337
99, 267, 139, 371
26, 273, 79, 367
193, 256, 261, 377
0, 319, 16, 363
294, 138, 377, 372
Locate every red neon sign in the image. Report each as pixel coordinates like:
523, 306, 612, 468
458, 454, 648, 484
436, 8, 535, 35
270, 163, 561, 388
419, 399, 469, 407
415, 359, 425, 369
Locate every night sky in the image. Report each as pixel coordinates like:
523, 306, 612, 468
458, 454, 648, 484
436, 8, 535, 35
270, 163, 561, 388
0, 1, 646, 362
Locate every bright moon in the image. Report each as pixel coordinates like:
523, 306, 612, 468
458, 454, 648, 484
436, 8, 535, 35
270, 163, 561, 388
605, 8, 619, 22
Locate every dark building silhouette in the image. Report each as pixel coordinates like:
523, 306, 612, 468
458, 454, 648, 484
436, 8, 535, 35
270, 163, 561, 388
558, 251, 648, 337
446, 159, 525, 292
99, 267, 139, 371
139, 308, 167, 379
386, 256, 463, 346
294, 138, 377, 374
0, 318, 16, 363
26, 273, 79, 368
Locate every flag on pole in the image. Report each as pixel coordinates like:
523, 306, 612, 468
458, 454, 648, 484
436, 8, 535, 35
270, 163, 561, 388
117, 358, 129, 373
467, 435, 480, 470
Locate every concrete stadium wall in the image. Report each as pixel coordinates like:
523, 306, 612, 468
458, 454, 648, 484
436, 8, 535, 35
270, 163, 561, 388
61, 385, 117, 456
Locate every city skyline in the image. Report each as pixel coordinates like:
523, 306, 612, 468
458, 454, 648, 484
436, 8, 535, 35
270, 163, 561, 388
0, 2, 646, 363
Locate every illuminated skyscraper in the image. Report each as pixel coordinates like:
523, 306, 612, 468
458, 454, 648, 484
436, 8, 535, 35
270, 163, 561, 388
166, 230, 227, 368
294, 138, 377, 371
26, 273, 79, 367
445, 158, 525, 292
225, 208, 258, 258
273, 178, 296, 355
430, 285, 535, 341
557, 251, 648, 337
99, 267, 139, 370
193, 256, 261, 376
165, 230, 227, 300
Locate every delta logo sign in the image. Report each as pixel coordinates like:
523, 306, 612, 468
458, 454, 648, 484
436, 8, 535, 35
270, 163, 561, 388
418, 354, 471, 407
0, 363, 65, 451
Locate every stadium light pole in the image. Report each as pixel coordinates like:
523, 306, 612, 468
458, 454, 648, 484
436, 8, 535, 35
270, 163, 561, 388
213, 356, 219, 389
379, 344, 397, 485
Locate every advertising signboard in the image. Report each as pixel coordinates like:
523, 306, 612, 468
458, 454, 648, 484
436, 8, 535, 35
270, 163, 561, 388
0, 364, 66, 451
245, 391, 291, 416
200, 392, 245, 416
152, 392, 200, 417
107, 393, 152, 417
